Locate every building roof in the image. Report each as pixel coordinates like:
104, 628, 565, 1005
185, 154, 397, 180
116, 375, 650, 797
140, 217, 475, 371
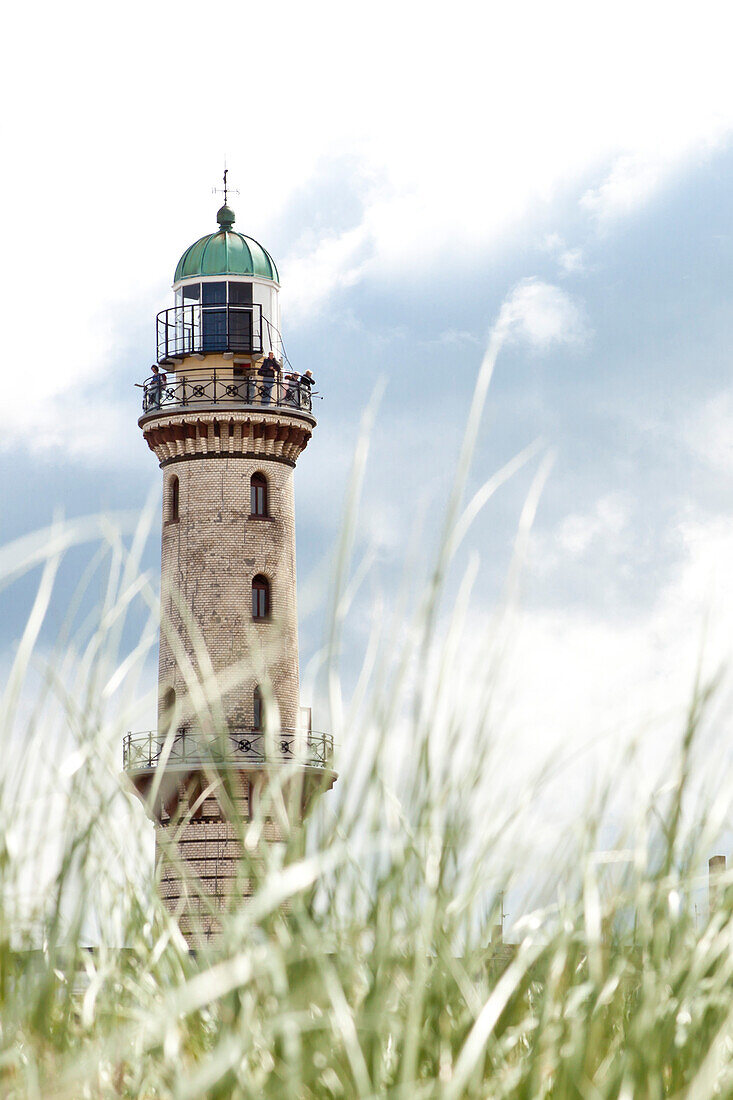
174, 205, 279, 283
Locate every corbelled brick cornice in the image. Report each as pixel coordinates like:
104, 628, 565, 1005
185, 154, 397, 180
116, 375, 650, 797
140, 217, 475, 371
141, 410, 314, 468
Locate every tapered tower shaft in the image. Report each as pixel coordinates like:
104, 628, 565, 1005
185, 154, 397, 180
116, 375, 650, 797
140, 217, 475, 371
124, 203, 334, 945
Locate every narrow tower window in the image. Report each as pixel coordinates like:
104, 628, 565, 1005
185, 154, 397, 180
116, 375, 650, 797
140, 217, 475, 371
253, 686, 263, 730
250, 473, 268, 517
252, 575, 270, 620
168, 475, 179, 523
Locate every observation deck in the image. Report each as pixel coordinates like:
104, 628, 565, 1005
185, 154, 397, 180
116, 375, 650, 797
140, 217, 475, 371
123, 728, 334, 773
140, 371, 315, 417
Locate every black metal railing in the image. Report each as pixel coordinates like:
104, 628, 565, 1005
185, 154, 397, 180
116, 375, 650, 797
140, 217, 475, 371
156, 304, 263, 361
123, 728, 334, 771
141, 372, 313, 414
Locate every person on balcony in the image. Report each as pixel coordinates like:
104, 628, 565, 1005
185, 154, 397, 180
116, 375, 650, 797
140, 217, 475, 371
147, 364, 166, 410
260, 349, 279, 405
300, 369, 314, 409
283, 371, 300, 406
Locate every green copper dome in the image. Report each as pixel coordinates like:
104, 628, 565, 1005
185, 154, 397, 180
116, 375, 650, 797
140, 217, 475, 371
174, 205, 279, 283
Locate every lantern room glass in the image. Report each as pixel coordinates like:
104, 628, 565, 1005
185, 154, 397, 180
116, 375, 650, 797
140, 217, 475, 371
170, 281, 255, 354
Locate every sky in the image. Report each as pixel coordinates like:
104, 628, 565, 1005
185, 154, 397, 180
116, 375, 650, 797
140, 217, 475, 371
4, 0, 733, 881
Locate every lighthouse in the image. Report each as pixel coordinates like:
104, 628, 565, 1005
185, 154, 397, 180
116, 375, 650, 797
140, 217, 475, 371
124, 193, 336, 945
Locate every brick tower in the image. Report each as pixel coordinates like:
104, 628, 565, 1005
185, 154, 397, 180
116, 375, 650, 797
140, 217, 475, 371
124, 195, 335, 944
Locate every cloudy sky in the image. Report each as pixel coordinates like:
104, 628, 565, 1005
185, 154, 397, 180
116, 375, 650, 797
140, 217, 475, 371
4, 0, 733, 858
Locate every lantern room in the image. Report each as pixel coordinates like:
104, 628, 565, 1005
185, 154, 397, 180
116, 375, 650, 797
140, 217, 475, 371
157, 203, 282, 364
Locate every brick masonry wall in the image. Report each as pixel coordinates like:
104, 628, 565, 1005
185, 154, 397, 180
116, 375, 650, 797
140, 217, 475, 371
140, 407, 316, 944
157, 452, 301, 730
155, 810, 288, 934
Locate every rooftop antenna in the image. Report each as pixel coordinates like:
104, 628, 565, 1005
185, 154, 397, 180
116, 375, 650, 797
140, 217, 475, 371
212, 163, 239, 206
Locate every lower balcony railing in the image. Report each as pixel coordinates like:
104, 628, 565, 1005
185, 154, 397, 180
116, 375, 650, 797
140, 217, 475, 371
141, 373, 313, 415
123, 728, 334, 771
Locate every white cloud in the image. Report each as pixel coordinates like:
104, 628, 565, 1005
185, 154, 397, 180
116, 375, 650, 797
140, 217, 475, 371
282, 224, 373, 321
329, 502, 733, 871
2, 0, 733, 451
424, 329, 482, 349
555, 494, 629, 557
528, 494, 632, 582
581, 153, 668, 223
558, 248, 585, 276
543, 234, 565, 253
542, 235, 585, 276
495, 279, 588, 348
686, 387, 733, 476
0, 384, 141, 464
581, 120, 726, 225
490, 508, 733, 821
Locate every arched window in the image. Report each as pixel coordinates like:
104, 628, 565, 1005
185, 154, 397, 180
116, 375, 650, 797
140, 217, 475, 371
253, 686, 263, 730
250, 472, 268, 517
168, 475, 179, 523
252, 575, 270, 620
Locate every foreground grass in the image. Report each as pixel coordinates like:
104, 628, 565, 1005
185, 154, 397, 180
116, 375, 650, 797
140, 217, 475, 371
2, 332, 732, 1097
1, 663, 731, 1100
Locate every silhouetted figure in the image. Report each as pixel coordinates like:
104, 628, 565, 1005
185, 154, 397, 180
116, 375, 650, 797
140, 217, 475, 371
260, 350, 279, 405
148, 364, 166, 409
300, 369, 314, 409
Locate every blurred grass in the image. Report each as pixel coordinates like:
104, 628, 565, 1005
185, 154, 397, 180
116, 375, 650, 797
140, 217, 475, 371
1, 333, 732, 1098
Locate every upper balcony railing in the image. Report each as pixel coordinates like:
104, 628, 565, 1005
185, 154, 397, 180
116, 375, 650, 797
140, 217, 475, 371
123, 728, 334, 771
157, 303, 264, 362
141, 371, 314, 415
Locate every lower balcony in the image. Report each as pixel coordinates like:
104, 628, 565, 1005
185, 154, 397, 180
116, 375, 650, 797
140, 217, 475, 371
123, 728, 334, 772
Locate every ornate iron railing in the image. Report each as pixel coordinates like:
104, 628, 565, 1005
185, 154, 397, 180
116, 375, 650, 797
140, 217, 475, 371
156, 303, 263, 361
123, 728, 334, 771
141, 372, 313, 415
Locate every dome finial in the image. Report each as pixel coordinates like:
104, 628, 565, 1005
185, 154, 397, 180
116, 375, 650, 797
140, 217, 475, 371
217, 203, 236, 230
213, 164, 239, 231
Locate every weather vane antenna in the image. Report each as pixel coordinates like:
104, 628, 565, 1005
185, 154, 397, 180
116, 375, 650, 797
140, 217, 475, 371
212, 164, 239, 206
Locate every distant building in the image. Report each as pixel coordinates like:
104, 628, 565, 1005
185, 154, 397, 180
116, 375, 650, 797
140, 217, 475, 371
124, 200, 336, 945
